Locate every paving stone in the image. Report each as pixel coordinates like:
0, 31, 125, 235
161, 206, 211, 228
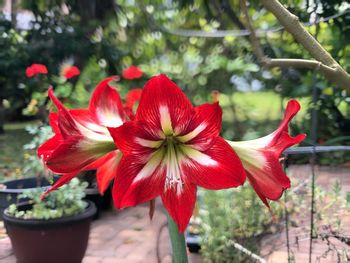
83, 256, 102, 263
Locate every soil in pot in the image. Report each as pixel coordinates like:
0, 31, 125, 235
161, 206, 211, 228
3, 200, 96, 263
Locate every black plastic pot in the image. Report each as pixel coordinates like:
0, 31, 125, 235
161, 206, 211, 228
186, 231, 201, 253
0, 177, 53, 220
3, 201, 96, 263
81, 171, 112, 219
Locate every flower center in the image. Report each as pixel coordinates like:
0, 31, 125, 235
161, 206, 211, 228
163, 136, 184, 195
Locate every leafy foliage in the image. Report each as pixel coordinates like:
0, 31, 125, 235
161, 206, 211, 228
198, 185, 284, 263
7, 178, 88, 219
22, 124, 53, 176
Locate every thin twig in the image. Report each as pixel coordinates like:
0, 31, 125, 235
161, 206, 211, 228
228, 240, 267, 263
261, 0, 350, 91
240, 0, 267, 64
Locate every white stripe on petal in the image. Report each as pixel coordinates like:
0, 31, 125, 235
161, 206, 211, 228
75, 121, 114, 142
160, 105, 174, 136
96, 108, 124, 128
228, 141, 266, 169
176, 123, 207, 143
133, 149, 165, 183
135, 137, 163, 148
180, 145, 217, 167
229, 133, 274, 149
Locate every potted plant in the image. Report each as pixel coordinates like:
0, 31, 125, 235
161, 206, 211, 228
3, 178, 96, 263
0, 125, 54, 219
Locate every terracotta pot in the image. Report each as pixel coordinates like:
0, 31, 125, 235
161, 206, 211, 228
3, 201, 96, 263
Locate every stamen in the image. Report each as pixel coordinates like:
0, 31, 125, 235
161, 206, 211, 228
164, 138, 184, 195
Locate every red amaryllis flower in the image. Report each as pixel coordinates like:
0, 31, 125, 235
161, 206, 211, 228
26, 64, 48, 78
38, 77, 127, 195
227, 100, 306, 207
63, 66, 80, 79
122, 65, 143, 80
108, 74, 246, 232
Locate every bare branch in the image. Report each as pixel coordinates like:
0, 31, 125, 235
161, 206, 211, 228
260, 0, 350, 91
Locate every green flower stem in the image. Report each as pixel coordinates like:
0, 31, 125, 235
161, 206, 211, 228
166, 211, 189, 263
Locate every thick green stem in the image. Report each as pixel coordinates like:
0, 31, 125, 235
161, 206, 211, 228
166, 212, 189, 263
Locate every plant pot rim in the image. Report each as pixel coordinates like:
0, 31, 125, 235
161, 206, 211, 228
84, 187, 99, 195
3, 200, 97, 228
0, 176, 51, 194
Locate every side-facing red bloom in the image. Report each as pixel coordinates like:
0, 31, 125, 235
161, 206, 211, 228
122, 65, 143, 80
38, 77, 127, 195
26, 64, 48, 78
63, 66, 80, 79
227, 100, 306, 207
108, 75, 246, 232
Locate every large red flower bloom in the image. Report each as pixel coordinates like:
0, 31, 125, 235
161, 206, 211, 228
26, 64, 48, 78
122, 65, 143, 80
38, 77, 139, 195
62, 66, 80, 79
108, 75, 246, 232
227, 100, 306, 207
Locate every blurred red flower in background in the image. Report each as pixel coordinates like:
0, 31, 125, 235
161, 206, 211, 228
122, 65, 143, 80
26, 64, 48, 78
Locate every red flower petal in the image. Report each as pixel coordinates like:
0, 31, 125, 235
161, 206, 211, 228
135, 75, 194, 135
122, 65, 143, 80
267, 100, 306, 156
48, 87, 81, 138
45, 136, 115, 173
26, 64, 48, 78
227, 99, 306, 207
70, 109, 111, 136
183, 137, 246, 189
177, 103, 222, 151
94, 150, 122, 194
41, 172, 78, 198
245, 152, 290, 207
63, 66, 80, 79
48, 112, 60, 134
25, 67, 34, 78
161, 178, 197, 233
112, 152, 165, 208
37, 134, 62, 161
89, 76, 126, 127
108, 121, 163, 156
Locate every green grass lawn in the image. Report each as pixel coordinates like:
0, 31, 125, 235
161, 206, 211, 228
219, 91, 308, 140
0, 121, 36, 181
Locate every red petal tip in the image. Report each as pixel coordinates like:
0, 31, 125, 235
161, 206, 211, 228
40, 192, 48, 199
